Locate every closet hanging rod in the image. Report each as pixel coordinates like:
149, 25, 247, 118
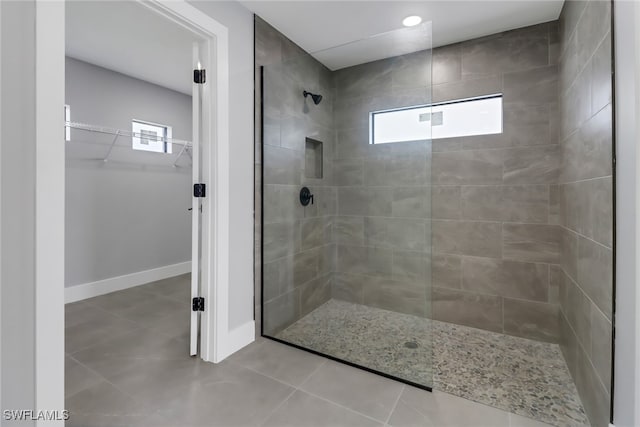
65, 121, 193, 147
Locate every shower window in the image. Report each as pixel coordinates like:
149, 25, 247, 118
370, 94, 503, 144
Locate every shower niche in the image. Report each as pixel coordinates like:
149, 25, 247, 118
304, 137, 323, 179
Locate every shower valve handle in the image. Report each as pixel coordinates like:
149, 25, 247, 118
300, 187, 314, 206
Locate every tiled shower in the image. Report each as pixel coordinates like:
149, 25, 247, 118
255, 1, 613, 425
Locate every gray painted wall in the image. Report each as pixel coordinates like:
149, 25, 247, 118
1, 0, 37, 419
65, 57, 192, 287
613, 2, 640, 425
557, 1, 614, 426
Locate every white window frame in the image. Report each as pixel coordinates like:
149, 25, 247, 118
132, 119, 173, 154
64, 104, 71, 141
370, 94, 503, 145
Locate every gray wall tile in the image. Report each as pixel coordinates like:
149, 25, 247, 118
503, 298, 559, 343
432, 254, 462, 289
432, 287, 503, 333
503, 65, 558, 105
590, 304, 612, 394
332, 273, 364, 304
503, 145, 560, 185
433, 44, 462, 85
363, 276, 428, 317
333, 216, 364, 245
432, 76, 502, 103
432, 186, 461, 219
433, 149, 503, 185
503, 223, 561, 263
392, 187, 430, 218
577, 236, 613, 320
364, 217, 428, 252
433, 220, 502, 258
461, 24, 549, 79
462, 257, 549, 302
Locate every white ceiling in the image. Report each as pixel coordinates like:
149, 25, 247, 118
66, 1, 565, 91
66, 1, 198, 95
241, 0, 564, 70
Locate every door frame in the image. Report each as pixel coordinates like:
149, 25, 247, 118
124, 0, 233, 363
34, 1, 234, 414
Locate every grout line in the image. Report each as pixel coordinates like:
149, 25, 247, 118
385, 385, 405, 425
258, 388, 298, 426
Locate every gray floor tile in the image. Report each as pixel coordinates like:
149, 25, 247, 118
65, 380, 146, 417
115, 296, 185, 327
388, 388, 510, 427
71, 328, 190, 379
229, 339, 325, 387
65, 413, 173, 427
148, 310, 191, 339
136, 273, 191, 297
509, 413, 555, 427
155, 363, 294, 426
65, 314, 138, 354
300, 360, 404, 422
105, 358, 228, 414
262, 390, 383, 427
65, 356, 103, 398
84, 287, 159, 313
65, 302, 123, 328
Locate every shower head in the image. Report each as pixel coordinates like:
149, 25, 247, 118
303, 90, 323, 105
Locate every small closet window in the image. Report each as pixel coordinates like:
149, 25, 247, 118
65, 105, 71, 141
132, 120, 172, 153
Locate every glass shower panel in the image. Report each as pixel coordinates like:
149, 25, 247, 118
261, 22, 433, 390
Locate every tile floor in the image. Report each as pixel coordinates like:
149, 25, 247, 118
66, 276, 566, 427
277, 300, 588, 427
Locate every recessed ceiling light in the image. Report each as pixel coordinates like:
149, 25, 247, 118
402, 15, 422, 27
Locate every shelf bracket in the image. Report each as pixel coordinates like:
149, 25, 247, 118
103, 131, 121, 162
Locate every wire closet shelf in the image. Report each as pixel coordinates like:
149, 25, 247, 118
65, 121, 193, 166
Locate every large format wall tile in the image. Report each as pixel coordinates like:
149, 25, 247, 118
332, 273, 364, 304
433, 220, 502, 258
503, 145, 560, 185
461, 257, 549, 302
432, 287, 503, 333
333, 216, 364, 245
461, 24, 549, 79
432, 43, 461, 85
563, 176, 613, 247
577, 236, 613, 320
432, 254, 462, 289
503, 298, 559, 343
461, 185, 549, 223
432, 75, 502, 103
503, 65, 558, 105
363, 276, 428, 317
503, 223, 561, 263
432, 149, 503, 185
561, 104, 612, 183
364, 217, 428, 252
336, 244, 393, 278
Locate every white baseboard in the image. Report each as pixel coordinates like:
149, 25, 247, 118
219, 320, 255, 361
65, 261, 191, 303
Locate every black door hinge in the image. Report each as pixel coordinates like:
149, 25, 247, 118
194, 69, 206, 84
192, 297, 205, 312
194, 183, 206, 198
